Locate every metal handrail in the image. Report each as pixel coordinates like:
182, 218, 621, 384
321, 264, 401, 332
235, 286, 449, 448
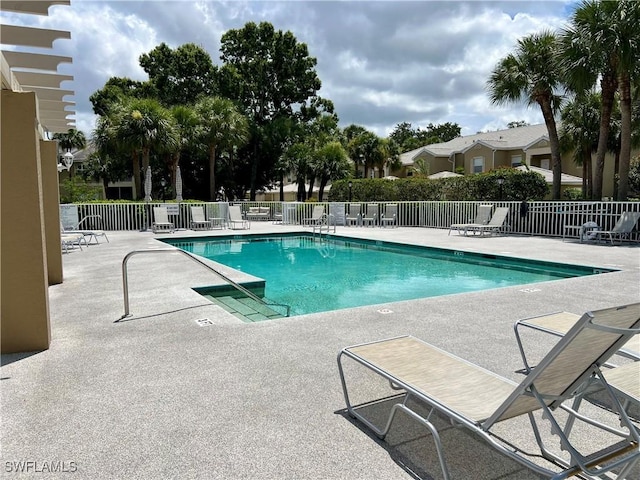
118, 248, 290, 320
312, 213, 336, 236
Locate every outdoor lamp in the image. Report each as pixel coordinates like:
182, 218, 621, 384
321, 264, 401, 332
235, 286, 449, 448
496, 176, 505, 200
348, 181, 353, 202
57, 151, 74, 172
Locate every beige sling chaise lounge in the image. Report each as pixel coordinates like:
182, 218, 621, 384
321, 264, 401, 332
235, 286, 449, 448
61, 215, 109, 244
302, 205, 325, 226
448, 204, 493, 235
379, 204, 398, 228
596, 212, 640, 245
514, 311, 640, 420
190, 206, 211, 230
338, 303, 640, 480
227, 205, 250, 230
346, 203, 361, 226
152, 207, 175, 233
464, 206, 510, 236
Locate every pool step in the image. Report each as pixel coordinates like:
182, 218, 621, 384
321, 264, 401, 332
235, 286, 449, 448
205, 295, 285, 322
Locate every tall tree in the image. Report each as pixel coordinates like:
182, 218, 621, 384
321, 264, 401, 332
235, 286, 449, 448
116, 98, 175, 199
168, 105, 199, 194
281, 142, 313, 202
89, 115, 131, 197
139, 43, 218, 106
559, 92, 601, 198
313, 141, 350, 201
488, 31, 564, 199
195, 96, 249, 201
424, 122, 461, 143
52, 128, 86, 152
219, 21, 322, 199
346, 130, 384, 179
559, 0, 640, 200
89, 77, 154, 116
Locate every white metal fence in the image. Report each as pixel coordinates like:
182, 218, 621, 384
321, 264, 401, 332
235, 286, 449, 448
68, 201, 640, 239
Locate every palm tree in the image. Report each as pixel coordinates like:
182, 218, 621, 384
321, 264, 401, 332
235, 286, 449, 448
195, 96, 249, 201
52, 129, 87, 176
52, 128, 87, 152
559, 92, 601, 198
281, 142, 312, 202
312, 141, 350, 201
116, 98, 175, 199
559, 0, 640, 200
168, 105, 198, 194
487, 31, 564, 199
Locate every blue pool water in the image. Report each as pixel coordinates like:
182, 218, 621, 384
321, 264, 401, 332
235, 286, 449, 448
165, 234, 610, 317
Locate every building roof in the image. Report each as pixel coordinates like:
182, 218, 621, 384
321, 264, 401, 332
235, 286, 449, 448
516, 165, 583, 186
0, 1, 75, 134
428, 171, 462, 179
400, 124, 549, 166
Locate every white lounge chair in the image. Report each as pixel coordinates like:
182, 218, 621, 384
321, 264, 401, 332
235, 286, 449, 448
61, 215, 109, 244
379, 204, 397, 228
338, 303, 640, 480
302, 205, 325, 226
228, 205, 250, 230
346, 203, 361, 226
245, 206, 271, 221
361, 204, 378, 227
596, 212, 640, 245
464, 207, 509, 236
152, 207, 175, 233
60, 232, 86, 253
514, 310, 640, 445
190, 206, 211, 230
448, 204, 493, 235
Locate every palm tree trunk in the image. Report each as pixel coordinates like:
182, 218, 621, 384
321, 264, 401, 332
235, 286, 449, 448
318, 176, 328, 201
307, 174, 316, 199
296, 175, 306, 202
132, 152, 141, 200
279, 173, 284, 201
538, 99, 562, 200
617, 72, 632, 200
208, 145, 216, 201
586, 155, 592, 199
593, 73, 617, 200
170, 153, 179, 193
581, 147, 588, 199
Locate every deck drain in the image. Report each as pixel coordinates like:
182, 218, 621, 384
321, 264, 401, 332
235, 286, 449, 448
195, 318, 214, 326
519, 288, 541, 293
377, 308, 393, 314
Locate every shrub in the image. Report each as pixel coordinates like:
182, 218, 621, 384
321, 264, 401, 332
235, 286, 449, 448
60, 177, 102, 203
328, 169, 549, 202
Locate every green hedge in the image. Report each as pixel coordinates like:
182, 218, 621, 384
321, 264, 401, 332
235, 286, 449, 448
328, 169, 549, 202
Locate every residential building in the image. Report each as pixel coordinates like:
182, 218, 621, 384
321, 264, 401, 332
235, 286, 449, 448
395, 124, 629, 199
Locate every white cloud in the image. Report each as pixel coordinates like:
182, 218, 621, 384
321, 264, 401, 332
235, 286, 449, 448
4, 1, 575, 141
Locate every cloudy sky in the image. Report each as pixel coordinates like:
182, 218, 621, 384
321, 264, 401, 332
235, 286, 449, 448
4, 0, 578, 138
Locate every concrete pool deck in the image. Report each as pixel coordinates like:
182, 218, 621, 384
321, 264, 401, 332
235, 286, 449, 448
2, 224, 639, 479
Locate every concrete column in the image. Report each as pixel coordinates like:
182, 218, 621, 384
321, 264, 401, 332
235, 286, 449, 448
1, 91, 51, 353
41, 140, 63, 285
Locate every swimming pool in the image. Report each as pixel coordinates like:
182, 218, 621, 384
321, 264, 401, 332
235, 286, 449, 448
164, 234, 613, 319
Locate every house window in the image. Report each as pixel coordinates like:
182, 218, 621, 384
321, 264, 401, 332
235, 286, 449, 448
511, 155, 522, 167
473, 156, 484, 174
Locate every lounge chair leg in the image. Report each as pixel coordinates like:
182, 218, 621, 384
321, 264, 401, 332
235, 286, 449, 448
338, 352, 451, 480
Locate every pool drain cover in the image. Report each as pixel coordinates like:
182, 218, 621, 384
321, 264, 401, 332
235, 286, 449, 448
377, 308, 393, 314
195, 318, 213, 326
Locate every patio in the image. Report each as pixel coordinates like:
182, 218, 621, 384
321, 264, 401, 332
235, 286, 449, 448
1, 224, 639, 479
